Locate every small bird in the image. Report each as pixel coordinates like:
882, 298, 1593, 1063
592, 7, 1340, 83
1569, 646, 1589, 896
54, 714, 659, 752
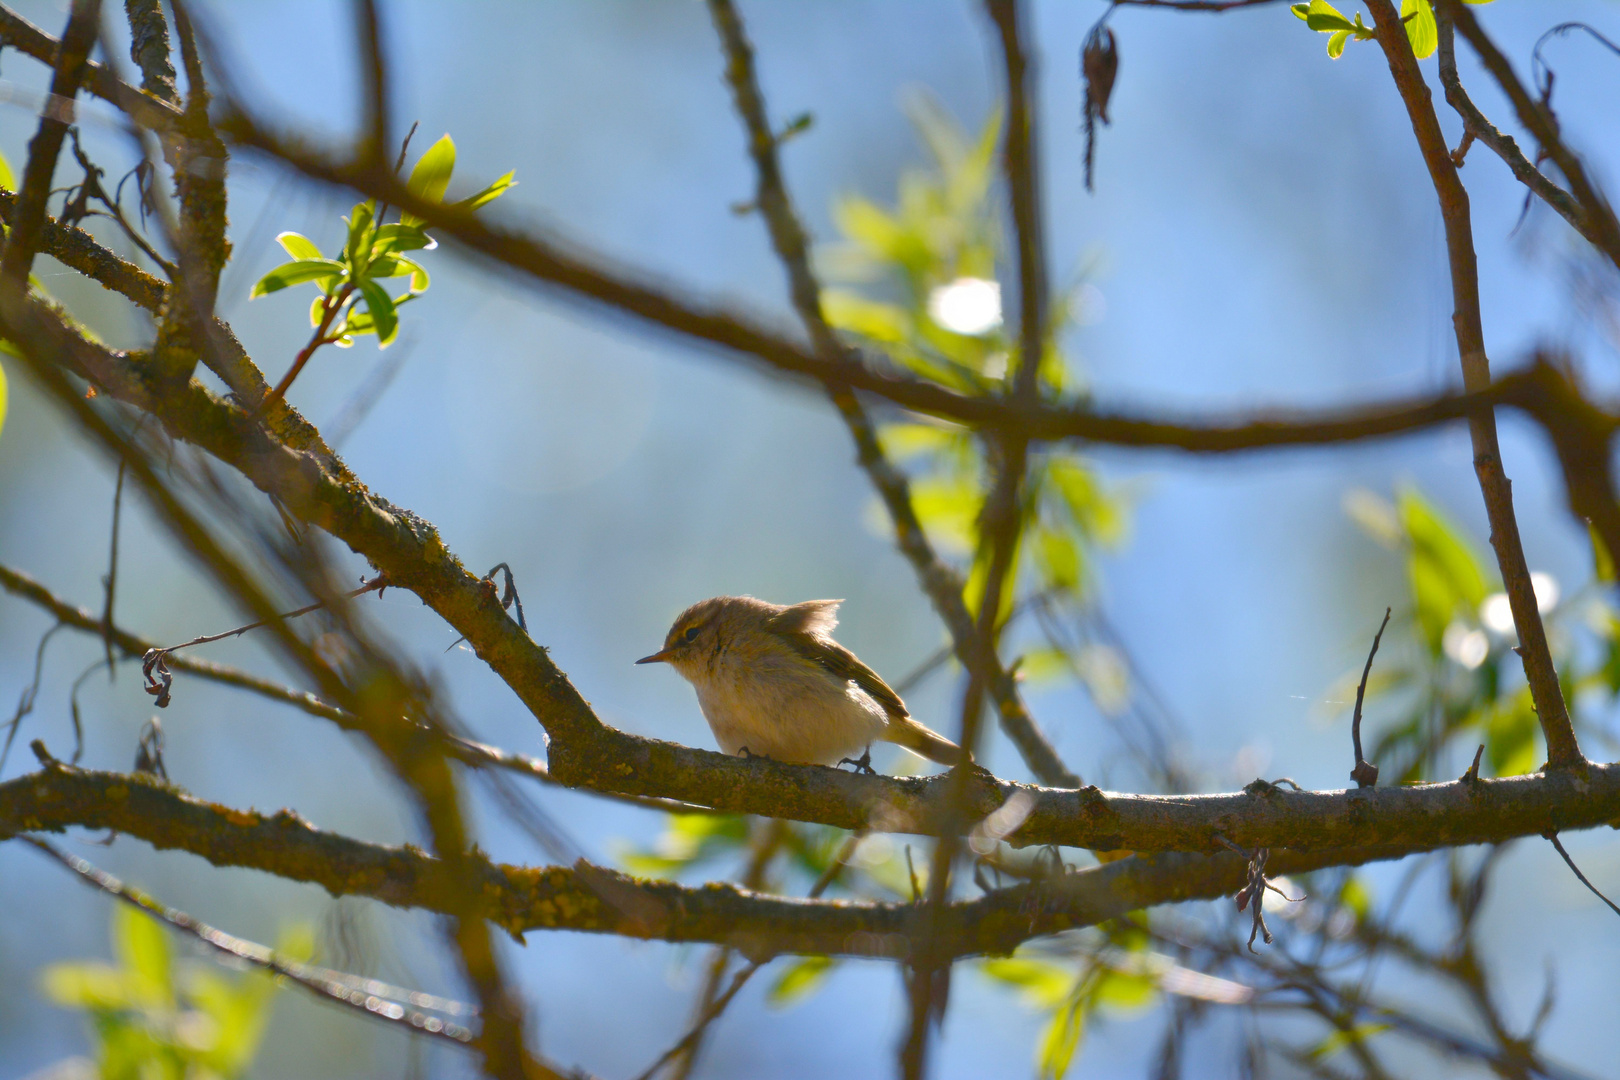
636, 595, 963, 769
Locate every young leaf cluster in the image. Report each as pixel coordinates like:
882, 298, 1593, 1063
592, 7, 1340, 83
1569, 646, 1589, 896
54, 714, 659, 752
820, 97, 1126, 635
39, 905, 302, 1080
1290, 0, 1495, 61
250, 134, 513, 349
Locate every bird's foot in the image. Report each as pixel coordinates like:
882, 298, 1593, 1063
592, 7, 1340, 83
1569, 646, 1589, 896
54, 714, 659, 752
837, 748, 877, 775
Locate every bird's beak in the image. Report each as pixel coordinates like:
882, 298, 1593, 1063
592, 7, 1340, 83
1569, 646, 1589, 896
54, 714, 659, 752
635, 648, 676, 665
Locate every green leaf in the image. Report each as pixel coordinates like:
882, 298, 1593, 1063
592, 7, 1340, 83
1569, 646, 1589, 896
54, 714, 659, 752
1311, 1022, 1391, 1060
250, 259, 346, 298
981, 958, 1073, 1008
454, 169, 517, 212
113, 903, 174, 1007
1035, 525, 1082, 592
877, 420, 962, 460
398, 257, 429, 292
1328, 28, 1352, 58
1037, 998, 1085, 1079
1091, 968, 1157, 1012
767, 955, 837, 1007
372, 222, 437, 255
1486, 687, 1539, 776
310, 294, 328, 328
403, 134, 456, 225
1402, 0, 1437, 59
909, 474, 981, 554
40, 961, 132, 1009
822, 289, 910, 344
0, 148, 15, 192
1399, 487, 1490, 654
275, 231, 323, 261
345, 201, 376, 267
1339, 874, 1373, 921
0, 356, 7, 442
355, 279, 399, 345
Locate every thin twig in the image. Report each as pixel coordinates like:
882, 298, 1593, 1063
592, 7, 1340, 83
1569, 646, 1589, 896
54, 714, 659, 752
23, 835, 479, 1044
1544, 832, 1620, 920
141, 574, 388, 707
1438, 0, 1620, 274
1432, 9, 1593, 248
101, 460, 126, 672
1350, 608, 1390, 788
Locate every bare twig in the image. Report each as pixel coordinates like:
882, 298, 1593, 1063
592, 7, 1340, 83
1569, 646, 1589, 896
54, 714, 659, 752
141, 575, 388, 707
100, 460, 126, 672
1433, 9, 1594, 249
23, 835, 479, 1043
1545, 832, 1620, 921
1349, 608, 1390, 788
1438, 0, 1620, 274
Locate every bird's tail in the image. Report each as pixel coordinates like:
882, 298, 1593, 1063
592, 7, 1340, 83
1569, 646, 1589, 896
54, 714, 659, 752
882, 716, 965, 766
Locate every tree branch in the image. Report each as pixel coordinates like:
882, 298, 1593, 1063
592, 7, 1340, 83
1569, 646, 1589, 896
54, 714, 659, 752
1366, 0, 1583, 770
6, 761, 1609, 961
1432, 9, 1594, 250
1436, 0, 1620, 274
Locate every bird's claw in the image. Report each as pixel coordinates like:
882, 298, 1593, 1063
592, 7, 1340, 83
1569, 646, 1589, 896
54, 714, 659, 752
837, 749, 877, 775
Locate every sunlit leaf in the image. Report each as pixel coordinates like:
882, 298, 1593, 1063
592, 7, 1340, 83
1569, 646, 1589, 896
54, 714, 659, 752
372, 222, 437, 255
1339, 874, 1373, 921
1037, 997, 1085, 1079
345, 201, 375, 267
980, 958, 1073, 1007
821, 289, 910, 344
910, 474, 981, 554
402, 134, 456, 226
766, 955, 837, 1007
877, 420, 963, 460
274, 231, 323, 261
1402, 0, 1437, 59
1486, 687, 1539, 776
113, 903, 174, 1007
0, 147, 15, 192
40, 961, 132, 1009
1399, 487, 1490, 653
356, 279, 399, 346
1311, 1022, 1391, 1060
0, 357, 7, 441
454, 169, 517, 212
250, 259, 346, 298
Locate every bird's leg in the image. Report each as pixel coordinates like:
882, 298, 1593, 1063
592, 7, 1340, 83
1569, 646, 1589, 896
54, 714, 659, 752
837, 747, 877, 775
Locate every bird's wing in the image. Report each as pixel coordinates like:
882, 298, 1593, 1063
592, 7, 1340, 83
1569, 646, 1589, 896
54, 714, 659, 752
781, 631, 909, 721
768, 599, 842, 637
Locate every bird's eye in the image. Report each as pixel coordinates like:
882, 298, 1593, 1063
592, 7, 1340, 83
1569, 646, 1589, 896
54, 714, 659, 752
682, 625, 700, 643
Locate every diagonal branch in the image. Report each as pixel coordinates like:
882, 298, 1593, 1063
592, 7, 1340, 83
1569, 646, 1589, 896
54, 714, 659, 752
1436, 0, 1620, 274
705, 0, 1076, 787
1432, 10, 1594, 249
0, 0, 102, 286
1365, 0, 1583, 770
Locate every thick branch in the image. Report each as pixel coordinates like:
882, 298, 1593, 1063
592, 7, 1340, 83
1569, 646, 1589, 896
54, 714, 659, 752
6, 762, 1609, 961
1367, 0, 1582, 769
